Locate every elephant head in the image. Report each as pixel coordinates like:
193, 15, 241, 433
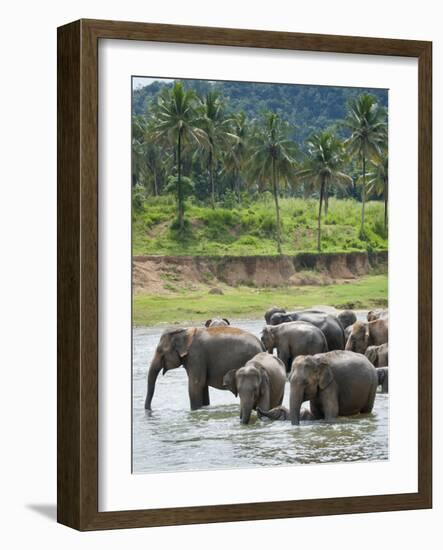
144, 328, 196, 410
270, 312, 294, 325
367, 309, 388, 322
223, 363, 270, 425
289, 355, 333, 425
204, 318, 230, 327
345, 321, 369, 354
337, 310, 357, 329
260, 326, 276, 353
264, 306, 286, 325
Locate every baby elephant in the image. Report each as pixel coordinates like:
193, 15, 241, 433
289, 351, 378, 425
205, 318, 230, 327
377, 367, 389, 393
257, 405, 314, 421
337, 310, 357, 330
365, 343, 388, 367
223, 352, 286, 424
261, 321, 328, 372
345, 319, 388, 354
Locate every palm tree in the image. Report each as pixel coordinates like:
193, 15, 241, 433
151, 82, 208, 232
367, 152, 388, 229
199, 90, 234, 208
248, 113, 297, 254
296, 131, 352, 251
344, 93, 387, 235
132, 115, 165, 196
222, 111, 249, 201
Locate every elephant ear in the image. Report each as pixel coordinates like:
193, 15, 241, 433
173, 328, 196, 359
317, 358, 333, 390
222, 369, 238, 397
222, 318, 230, 325
364, 326, 371, 348
257, 366, 270, 394
204, 319, 212, 327
365, 346, 378, 367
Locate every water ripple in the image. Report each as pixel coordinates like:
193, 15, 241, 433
132, 319, 389, 474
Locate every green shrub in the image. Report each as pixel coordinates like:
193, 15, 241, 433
132, 197, 388, 255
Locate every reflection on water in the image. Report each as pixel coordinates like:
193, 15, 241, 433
132, 318, 388, 474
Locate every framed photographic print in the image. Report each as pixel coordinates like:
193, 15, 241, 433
57, 19, 432, 530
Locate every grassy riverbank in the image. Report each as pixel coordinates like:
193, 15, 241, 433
133, 196, 388, 256
133, 273, 387, 326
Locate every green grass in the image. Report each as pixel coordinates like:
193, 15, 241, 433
132, 195, 388, 256
133, 274, 387, 326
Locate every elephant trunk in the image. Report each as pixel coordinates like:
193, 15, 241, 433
240, 399, 254, 425
144, 351, 162, 410
345, 337, 354, 351
290, 383, 304, 425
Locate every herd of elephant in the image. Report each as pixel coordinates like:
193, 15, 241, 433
144, 307, 389, 425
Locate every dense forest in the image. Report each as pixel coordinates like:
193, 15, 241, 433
132, 79, 388, 253
133, 79, 388, 144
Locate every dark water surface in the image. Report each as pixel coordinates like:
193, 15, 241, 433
132, 317, 388, 474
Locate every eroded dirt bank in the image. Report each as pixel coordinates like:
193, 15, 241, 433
133, 251, 387, 295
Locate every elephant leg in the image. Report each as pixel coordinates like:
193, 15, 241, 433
188, 377, 207, 411
320, 387, 339, 421
278, 347, 291, 373
309, 399, 324, 420
202, 385, 210, 406
257, 392, 270, 413
361, 383, 377, 412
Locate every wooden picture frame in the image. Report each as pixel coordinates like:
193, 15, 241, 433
57, 19, 432, 530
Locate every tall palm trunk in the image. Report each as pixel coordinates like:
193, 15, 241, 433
361, 153, 366, 234
209, 149, 215, 209
235, 170, 241, 202
177, 130, 184, 232
317, 179, 325, 252
153, 167, 158, 196
324, 181, 329, 219
272, 156, 282, 254
384, 177, 388, 230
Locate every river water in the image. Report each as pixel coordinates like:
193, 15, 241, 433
132, 317, 388, 474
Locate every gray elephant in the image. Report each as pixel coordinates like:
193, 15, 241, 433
261, 321, 328, 372
345, 319, 388, 354
288, 350, 378, 425
377, 366, 389, 393
264, 306, 286, 325
257, 405, 314, 421
269, 310, 345, 351
367, 309, 388, 322
145, 326, 263, 411
365, 343, 388, 367
223, 352, 286, 424
337, 310, 357, 330
204, 318, 230, 327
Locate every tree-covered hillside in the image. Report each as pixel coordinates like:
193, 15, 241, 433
132, 79, 388, 143
132, 80, 388, 254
